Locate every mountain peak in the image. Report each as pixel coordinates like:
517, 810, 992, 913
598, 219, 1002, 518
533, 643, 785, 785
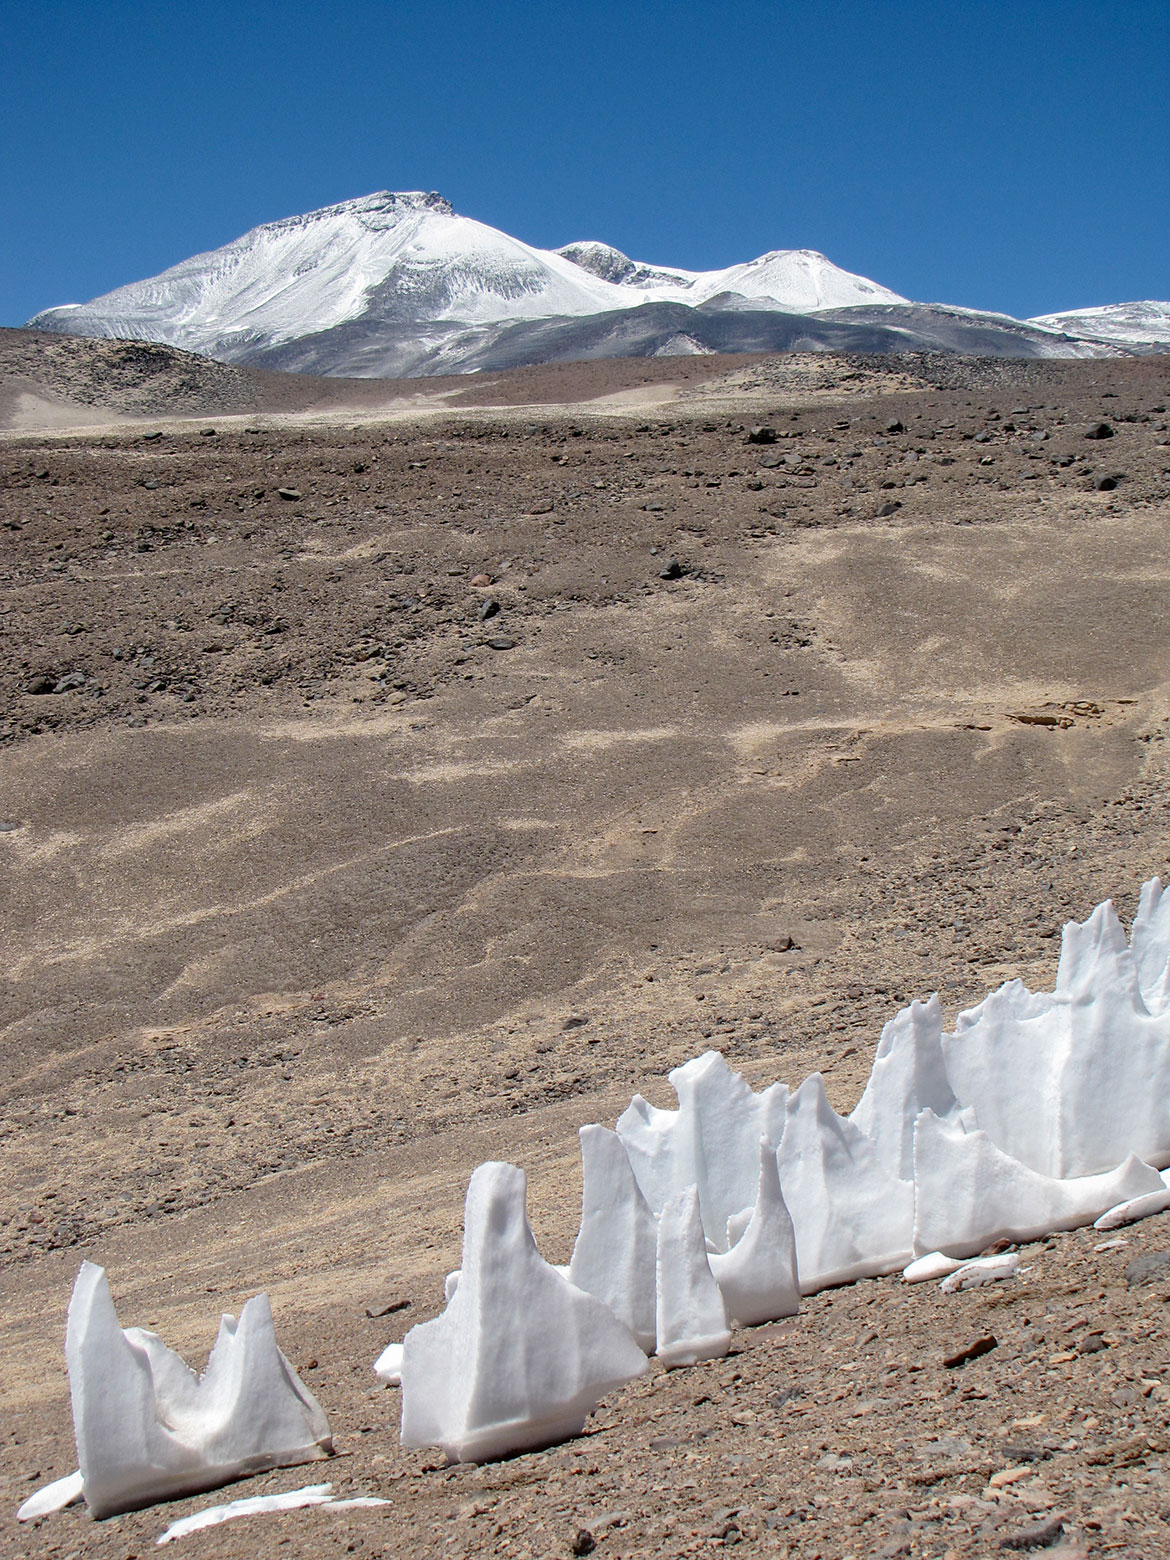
557, 242, 637, 284
336, 190, 453, 217
260, 190, 455, 233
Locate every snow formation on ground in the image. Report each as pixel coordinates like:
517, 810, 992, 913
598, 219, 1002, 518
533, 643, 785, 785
24, 877, 1170, 1510
62, 1263, 331, 1519
391, 877, 1170, 1463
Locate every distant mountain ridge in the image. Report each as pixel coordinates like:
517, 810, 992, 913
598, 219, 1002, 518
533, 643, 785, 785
25, 191, 1169, 378
1028, 301, 1170, 349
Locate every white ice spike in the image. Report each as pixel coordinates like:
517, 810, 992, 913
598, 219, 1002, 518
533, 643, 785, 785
912, 1109, 1166, 1258
708, 1139, 800, 1326
654, 1185, 731, 1368
616, 1050, 788, 1249
65, 1262, 331, 1520
779, 1074, 915, 1292
849, 995, 958, 1180
568, 1124, 658, 1353
942, 894, 1170, 1176
399, 1162, 647, 1464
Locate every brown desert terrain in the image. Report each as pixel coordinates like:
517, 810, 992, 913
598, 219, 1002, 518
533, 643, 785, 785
3, 330, 1170, 1558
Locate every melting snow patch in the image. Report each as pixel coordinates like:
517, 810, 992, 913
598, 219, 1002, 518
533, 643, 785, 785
902, 1252, 967, 1284
938, 1253, 1020, 1293
17, 1470, 84, 1521
373, 1342, 404, 1386
156, 1484, 390, 1544
1093, 1186, 1170, 1229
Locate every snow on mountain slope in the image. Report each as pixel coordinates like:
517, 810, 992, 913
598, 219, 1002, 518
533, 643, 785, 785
29, 193, 634, 356
27, 191, 908, 361
1028, 302, 1170, 349
551, 241, 907, 311
689, 249, 905, 311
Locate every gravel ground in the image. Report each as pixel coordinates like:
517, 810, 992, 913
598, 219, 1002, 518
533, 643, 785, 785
3, 340, 1170, 1558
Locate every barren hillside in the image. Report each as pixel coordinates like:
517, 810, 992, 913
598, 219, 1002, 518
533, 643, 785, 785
3, 341, 1170, 1558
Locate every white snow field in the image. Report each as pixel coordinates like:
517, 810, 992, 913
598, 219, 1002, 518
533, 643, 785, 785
27, 190, 907, 358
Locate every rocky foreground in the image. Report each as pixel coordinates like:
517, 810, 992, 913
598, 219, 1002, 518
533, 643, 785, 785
3, 344, 1170, 1557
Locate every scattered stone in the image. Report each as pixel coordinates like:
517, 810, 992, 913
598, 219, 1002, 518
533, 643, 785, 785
1124, 1250, 1170, 1287
571, 1529, 596, 1556
276, 488, 302, 500
1084, 422, 1114, 439
1093, 474, 1119, 491
0, 821, 18, 832
478, 599, 500, 621
470, 573, 492, 587
746, 427, 777, 445
942, 1334, 997, 1369
886, 420, 905, 433
365, 1298, 411, 1319
486, 636, 515, 651
54, 672, 86, 693
658, 559, 684, 580
816, 1452, 853, 1472
876, 501, 901, 518
25, 675, 55, 695
1001, 1441, 1048, 1464
1011, 712, 1073, 729
996, 1514, 1065, 1550
988, 1464, 1034, 1489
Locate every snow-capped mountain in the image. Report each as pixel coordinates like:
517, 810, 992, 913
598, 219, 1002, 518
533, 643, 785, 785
25, 191, 1162, 378
1029, 301, 1170, 349
25, 190, 906, 364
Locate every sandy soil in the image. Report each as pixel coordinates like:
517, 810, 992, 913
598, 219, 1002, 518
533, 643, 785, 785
3, 338, 1170, 1557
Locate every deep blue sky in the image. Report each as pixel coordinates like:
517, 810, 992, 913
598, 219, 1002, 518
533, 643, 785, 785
2, 1, 1167, 327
